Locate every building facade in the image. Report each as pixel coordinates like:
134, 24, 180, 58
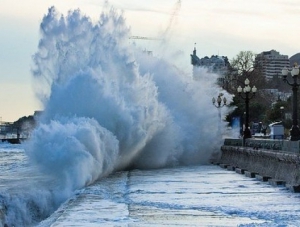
255, 50, 290, 80
191, 47, 230, 84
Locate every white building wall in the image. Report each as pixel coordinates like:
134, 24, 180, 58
255, 50, 290, 80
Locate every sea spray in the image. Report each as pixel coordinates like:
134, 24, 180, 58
26, 117, 119, 191
27, 5, 232, 192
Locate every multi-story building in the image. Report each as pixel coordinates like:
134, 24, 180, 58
190, 47, 230, 84
255, 50, 290, 80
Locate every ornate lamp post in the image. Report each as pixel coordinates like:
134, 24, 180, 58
237, 78, 257, 142
212, 93, 227, 108
282, 65, 300, 141
212, 93, 227, 134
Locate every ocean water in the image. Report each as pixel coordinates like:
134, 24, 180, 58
1, 144, 300, 226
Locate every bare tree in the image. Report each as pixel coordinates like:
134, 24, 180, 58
225, 51, 271, 124
223, 51, 265, 94
231, 51, 256, 76
229, 51, 266, 88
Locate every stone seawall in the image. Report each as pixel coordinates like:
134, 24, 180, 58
219, 145, 300, 190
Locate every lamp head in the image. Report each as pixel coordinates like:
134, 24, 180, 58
291, 66, 299, 77
282, 67, 288, 80
237, 86, 242, 93
244, 78, 250, 85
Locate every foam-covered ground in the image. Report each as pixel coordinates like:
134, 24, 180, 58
39, 165, 300, 227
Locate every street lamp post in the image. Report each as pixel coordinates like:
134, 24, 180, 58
282, 65, 300, 141
212, 93, 227, 134
280, 106, 285, 122
212, 93, 227, 108
237, 78, 257, 144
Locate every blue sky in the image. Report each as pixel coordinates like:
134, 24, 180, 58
0, 0, 299, 121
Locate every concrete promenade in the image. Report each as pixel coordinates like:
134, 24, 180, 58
217, 138, 300, 192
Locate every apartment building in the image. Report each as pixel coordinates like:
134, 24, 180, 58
255, 50, 290, 80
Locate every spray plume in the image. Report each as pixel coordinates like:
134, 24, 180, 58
26, 5, 232, 192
